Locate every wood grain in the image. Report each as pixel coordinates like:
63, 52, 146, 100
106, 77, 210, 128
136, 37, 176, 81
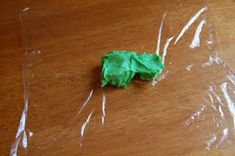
1, 0, 235, 155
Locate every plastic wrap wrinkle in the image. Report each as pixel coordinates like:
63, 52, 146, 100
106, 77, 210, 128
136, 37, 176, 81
217, 128, 229, 148
152, 35, 173, 86
204, 90, 218, 111
207, 134, 217, 150
174, 6, 207, 45
184, 105, 206, 127
155, 12, 166, 55
207, 92, 214, 104
186, 64, 193, 71
190, 19, 206, 48
209, 84, 224, 107
10, 138, 20, 156
78, 89, 94, 114
101, 92, 106, 126
204, 85, 225, 119
22, 130, 27, 149
11, 10, 32, 154
152, 70, 169, 86
202, 74, 235, 150
11, 97, 28, 156
158, 70, 169, 81
162, 36, 174, 64
28, 131, 33, 138
151, 80, 157, 86
218, 105, 224, 118
206, 33, 214, 51
221, 82, 235, 128
152, 13, 167, 86
201, 54, 222, 68
22, 7, 30, 13
80, 110, 94, 146
227, 74, 235, 85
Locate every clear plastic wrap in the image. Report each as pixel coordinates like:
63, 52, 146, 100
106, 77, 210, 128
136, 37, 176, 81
11, 0, 235, 155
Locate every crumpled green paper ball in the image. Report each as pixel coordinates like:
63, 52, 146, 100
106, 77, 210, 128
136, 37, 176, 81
101, 50, 164, 88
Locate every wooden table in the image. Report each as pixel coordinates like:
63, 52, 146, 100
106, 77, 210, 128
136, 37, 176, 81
1, 0, 235, 155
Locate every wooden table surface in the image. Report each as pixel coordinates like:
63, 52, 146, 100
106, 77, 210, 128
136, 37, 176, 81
1, 0, 235, 155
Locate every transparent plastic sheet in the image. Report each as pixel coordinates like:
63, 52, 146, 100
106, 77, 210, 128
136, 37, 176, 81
11, 0, 235, 155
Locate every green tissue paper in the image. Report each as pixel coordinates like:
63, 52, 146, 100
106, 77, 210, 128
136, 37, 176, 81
101, 50, 164, 88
